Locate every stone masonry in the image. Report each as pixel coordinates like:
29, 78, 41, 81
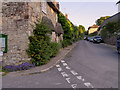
1, 1, 60, 66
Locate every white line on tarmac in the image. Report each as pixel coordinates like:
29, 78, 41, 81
66, 66, 71, 70
56, 64, 60, 68
66, 78, 71, 83
82, 78, 85, 82
76, 76, 82, 80
61, 60, 65, 63
61, 72, 69, 77
70, 70, 78, 75
57, 68, 62, 72
84, 82, 94, 88
63, 63, 68, 66
71, 84, 77, 89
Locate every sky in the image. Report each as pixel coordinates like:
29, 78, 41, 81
58, 1, 118, 30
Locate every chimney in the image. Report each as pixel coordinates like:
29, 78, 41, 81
65, 13, 68, 18
57, 2, 59, 9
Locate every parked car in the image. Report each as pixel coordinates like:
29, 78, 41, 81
84, 36, 87, 40
87, 37, 90, 41
117, 35, 120, 54
90, 37, 94, 42
93, 36, 103, 43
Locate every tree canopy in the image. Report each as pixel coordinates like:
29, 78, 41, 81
96, 16, 110, 26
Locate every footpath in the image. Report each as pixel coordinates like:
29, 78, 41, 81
2, 42, 79, 76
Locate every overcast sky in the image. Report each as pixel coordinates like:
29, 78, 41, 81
58, 0, 118, 30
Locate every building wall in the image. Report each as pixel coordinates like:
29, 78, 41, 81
88, 28, 98, 34
2, 2, 58, 66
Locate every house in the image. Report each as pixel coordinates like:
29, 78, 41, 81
88, 24, 99, 34
117, 0, 120, 12
1, 1, 64, 66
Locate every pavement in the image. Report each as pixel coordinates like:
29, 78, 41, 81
2, 40, 119, 88
1, 42, 78, 76
100, 43, 117, 49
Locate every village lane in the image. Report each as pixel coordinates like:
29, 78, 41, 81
2, 40, 118, 89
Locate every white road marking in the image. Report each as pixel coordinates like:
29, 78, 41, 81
70, 70, 78, 75
77, 76, 85, 82
82, 78, 85, 82
71, 84, 77, 89
57, 68, 62, 72
56, 64, 60, 67
61, 60, 65, 63
76, 76, 82, 80
56, 62, 95, 88
63, 63, 68, 66
61, 72, 69, 77
66, 66, 71, 70
66, 78, 71, 83
84, 82, 94, 88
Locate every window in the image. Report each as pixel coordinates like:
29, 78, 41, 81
41, 1, 47, 14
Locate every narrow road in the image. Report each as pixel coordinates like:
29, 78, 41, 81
2, 40, 118, 88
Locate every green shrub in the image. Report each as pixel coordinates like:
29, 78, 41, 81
62, 39, 72, 48
50, 42, 60, 57
100, 22, 117, 40
27, 20, 59, 66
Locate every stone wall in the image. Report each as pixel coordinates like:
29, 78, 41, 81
2, 2, 58, 66
103, 36, 117, 46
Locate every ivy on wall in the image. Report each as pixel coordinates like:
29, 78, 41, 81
58, 13, 86, 47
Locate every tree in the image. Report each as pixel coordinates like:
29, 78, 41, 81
96, 16, 110, 26
79, 25, 86, 39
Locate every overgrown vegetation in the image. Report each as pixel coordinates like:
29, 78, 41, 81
58, 13, 85, 48
100, 19, 120, 40
58, 13, 73, 48
27, 20, 59, 66
96, 16, 110, 26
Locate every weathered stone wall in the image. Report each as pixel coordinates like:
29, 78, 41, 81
103, 36, 117, 46
2, 2, 58, 66
2, 2, 31, 65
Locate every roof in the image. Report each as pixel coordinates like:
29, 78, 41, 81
116, 1, 120, 4
55, 23, 64, 34
88, 24, 99, 30
47, 1, 60, 14
42, 16, 55, 31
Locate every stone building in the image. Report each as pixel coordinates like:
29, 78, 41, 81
117, 0, 120, 12
1, 1, 64, 66
88, 24, 99, 34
